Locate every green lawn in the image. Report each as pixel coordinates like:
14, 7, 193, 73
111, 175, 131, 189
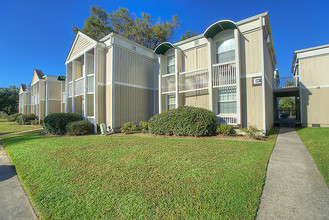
1, 128, 279, 219
0, 119, 42, 135
297, 127, 329, 186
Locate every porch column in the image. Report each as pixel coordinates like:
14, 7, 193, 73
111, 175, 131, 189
234, 29, 241, 125
207, 38, 213, 111
83, 53, 88, 119
174, 49, 179, 108
72, 61, 76, 113
65, 64, 69, 113
158, 55, 162, 113
45, 79, 49, 116
93, 46, 99, 133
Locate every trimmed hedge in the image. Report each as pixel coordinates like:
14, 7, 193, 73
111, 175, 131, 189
216, 124, 232, 136
16, 113, 36, 125
66, 120, 94, 135
43, 113, 83, 135
7, 113, 23, 121
148, 106, 217, 137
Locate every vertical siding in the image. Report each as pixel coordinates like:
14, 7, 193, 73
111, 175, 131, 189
48, 100, 61, 114
300, 54, 329, 86
86, 94, 94, 116
106, 48, 112, 83
183, 91, 209, 109
241, 78, 263, 130
48, 81, 61, 99
98, 86, 105, 124
68, 35, 94, 60
182, 45, 208, 72
240, 30, 262, 75
114, 85, 154, 128
264, 41, 275, 131
98, 49, 106, 83
106, 85, 112, 127
114, 46, 154, 88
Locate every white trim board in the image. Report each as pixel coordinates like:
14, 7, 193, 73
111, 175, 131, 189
241, 72, 262, 78
301, 84, 329, 89
114, 81, 155, 91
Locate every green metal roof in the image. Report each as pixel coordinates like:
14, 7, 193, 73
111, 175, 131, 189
203, 20, 237, 39
154, 42, 182, 55
57, 75, 66, 81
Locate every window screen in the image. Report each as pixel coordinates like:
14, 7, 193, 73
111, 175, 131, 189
216, 38, 235, 64
218, 88, 237, 114
167, 55, 175, 74
167, 94, 176, 110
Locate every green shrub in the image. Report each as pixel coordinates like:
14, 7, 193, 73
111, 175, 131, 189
7, 113, 22, 121
121, 122, 136, 134
16, 113, 36, 125
66, 120, 94, 136
216, 124, 232, 135
0, 111, 8, 119
43, 113, 83, 135
148, 106, 217, 137
139, 121, 148, 133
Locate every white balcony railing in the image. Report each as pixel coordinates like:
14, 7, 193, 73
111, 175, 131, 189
87, 75, 95, 93
216, 115, 238, 125
212, 62, 236, 88
75, 77, 84, 96
162, 73, 176, 93
273, 76, 299, 89
68, 82, 73, 97
179, 68, 208, 93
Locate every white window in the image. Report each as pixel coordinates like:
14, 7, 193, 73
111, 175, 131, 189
167, 55, 175, 74
167, 94, 176, 110
216, 38, 235, 64
217, 88, 237, 114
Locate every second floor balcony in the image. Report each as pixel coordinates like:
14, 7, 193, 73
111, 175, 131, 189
273, 76, 299, 91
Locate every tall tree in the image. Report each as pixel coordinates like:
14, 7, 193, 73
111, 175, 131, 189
73, 6, 181, 49
179, 30, 198, 42
279, 96, 295, 116
0, 86, 19, 115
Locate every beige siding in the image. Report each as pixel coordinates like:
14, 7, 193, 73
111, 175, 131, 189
86, 94, 94, 117
114, 46, 154, 88
300, 54, 329, 87
97, 86, 105, 124
39, 100, 45, 119
301, 87, 329, 127
265, 80, 274, 131
241, 77, 263, 130
48, 81, 61, 99
48, 100, 61, 115
240, 30, 262, 75
106, 47, 112, 83
39, 81, 45, 100
68, 35, 94, 61
182, 45, 208, 72
114, 84, 154, 128
98, 49, 106, 83
105, 85, 112, 127
183, 91, 209, 109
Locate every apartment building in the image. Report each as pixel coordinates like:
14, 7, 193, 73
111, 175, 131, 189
64, 31, 157, 132
155, 12, 276, 133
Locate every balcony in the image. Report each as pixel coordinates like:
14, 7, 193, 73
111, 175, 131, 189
179, 68, 208, 93
212, 61, 236, 88
161, 73, 176, 93
75, 77, 84, 96
273, 76, 299, 90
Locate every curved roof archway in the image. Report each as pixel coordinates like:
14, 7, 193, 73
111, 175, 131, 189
154, 42, 182, 55
203, 20, 238, 39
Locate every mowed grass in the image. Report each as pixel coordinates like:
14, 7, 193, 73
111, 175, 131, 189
0, 118, 42, 135
297, 127, 329, 186
1, 128, 279, 219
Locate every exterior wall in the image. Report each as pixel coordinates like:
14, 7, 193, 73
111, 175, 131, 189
241, 77, 263, 129
183, 91, 209, 109
114, 85, 155, 128
299, 53, 329, 127
182, 45, 208, 72
48, 100, 61, 114
240, 30, 262, 75
301, 87, 329, 127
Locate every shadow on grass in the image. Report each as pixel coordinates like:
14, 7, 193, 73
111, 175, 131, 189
1, 131, 49, 148
0, 165, 16, 182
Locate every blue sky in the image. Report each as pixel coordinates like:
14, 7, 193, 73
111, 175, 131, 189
0, 0, 328, 87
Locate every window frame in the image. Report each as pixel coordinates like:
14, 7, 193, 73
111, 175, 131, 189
165, 50, 175, 74
166, 94, 176, 110
215, 87, 237, 115
213, 29, 235, 65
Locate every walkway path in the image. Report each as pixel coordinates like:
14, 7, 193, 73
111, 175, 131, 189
257, 127, 329, 219
0, 140, 37, 219
0, 128, 43, 137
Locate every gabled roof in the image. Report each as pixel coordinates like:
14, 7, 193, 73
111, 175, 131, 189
20, 84, 27, 91
65, 31, 99, 64
35, 69, 44, 79
57, 75, 66, 81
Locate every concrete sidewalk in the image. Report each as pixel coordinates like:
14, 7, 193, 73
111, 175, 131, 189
0, 141, 37, 220
257, 127, 329, 219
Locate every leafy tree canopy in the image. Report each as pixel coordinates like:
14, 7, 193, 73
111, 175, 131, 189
0, 86, 19, 115
73, 6, 181, 49
279, 96, 295, 115
179, 30, 198, 42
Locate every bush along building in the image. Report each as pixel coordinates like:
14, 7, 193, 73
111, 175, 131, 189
64, 31, 158, 133
155, 12, 276, 134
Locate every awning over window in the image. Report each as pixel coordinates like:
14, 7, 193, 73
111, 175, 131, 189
57, 75, 66, 81
153, 42, 182, 55
203, 20, 237, 39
